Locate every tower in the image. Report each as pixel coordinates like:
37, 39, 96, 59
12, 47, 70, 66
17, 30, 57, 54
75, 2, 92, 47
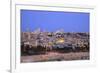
26, 25, 30, 45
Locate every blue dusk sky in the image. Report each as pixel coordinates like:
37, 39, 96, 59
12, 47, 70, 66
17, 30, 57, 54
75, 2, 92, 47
21, 9, 89, 32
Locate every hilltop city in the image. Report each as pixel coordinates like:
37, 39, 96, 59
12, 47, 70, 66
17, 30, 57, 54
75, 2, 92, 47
21, 28, 89, 62
21, 28, 89, 53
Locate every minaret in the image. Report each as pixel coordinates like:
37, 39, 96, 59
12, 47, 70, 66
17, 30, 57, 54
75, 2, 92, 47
35, 28, 41, 46
26, 25, 30, 45
34, 28, 41, 34
26, 27, 31, 40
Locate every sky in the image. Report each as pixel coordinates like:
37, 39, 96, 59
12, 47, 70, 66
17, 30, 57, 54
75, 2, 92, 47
21, 9, 89, 32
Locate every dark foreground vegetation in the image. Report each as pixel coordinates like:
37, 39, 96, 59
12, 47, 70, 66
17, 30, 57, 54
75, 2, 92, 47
21, 43, 89, 56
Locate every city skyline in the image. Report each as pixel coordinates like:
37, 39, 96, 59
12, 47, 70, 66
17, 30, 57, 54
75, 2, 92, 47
21, 9, 90, 32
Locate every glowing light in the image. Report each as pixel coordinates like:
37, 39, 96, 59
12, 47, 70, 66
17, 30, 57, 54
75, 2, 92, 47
48, 42, 53, 46
56, 38, 65, 43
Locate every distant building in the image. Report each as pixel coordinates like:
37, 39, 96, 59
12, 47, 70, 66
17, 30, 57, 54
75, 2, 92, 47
21, 28, 89, 49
